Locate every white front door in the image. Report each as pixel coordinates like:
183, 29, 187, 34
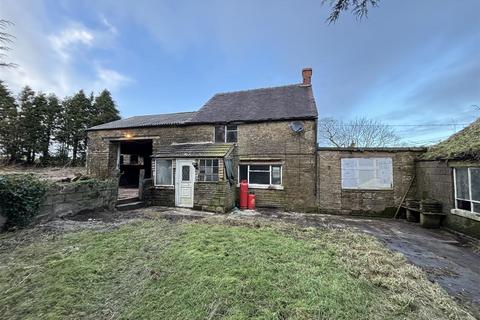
175, 159, 195, 208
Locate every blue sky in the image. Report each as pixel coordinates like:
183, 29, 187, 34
1, 0, 479, 145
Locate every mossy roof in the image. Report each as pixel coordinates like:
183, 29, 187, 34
422, 117, 480, 160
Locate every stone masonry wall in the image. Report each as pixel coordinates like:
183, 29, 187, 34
415, 160, 480, 239
37, 179, 118, 221
317, 149, 422, 216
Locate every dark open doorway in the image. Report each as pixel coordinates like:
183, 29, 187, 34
118, 139, 152, 188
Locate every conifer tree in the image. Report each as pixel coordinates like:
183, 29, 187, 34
38, 94, 61, 162
0, 81, 19, 162
18, 86, 42, 163
92, 89, 121, 126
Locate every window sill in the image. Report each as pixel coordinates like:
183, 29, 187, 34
342, 188, 393, 191
154, 185, 174, 189
451, 209, 480, 222
237, 184, 284, 190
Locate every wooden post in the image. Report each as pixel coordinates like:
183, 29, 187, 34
138, 169, 145, 201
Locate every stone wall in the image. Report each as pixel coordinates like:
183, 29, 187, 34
415, 160, 480, 239
37, 179, 118, 221
317, 149, 423, 216
235, 120, 317, 211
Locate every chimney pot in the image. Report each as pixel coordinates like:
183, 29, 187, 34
302, 68, 312, 86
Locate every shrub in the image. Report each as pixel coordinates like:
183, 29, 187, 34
0, 174, 50, 229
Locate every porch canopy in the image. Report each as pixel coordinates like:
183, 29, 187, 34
153, 143, 234, 158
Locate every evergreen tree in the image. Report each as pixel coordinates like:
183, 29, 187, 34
60, 90, 91, 164
38, 94, 61, 162
18, 86, 42, 163
0, 81, 19, 162
92, 89, 121, 126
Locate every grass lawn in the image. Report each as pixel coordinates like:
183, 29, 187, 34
0, 217, 474, 319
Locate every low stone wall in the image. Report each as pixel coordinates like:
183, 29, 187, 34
194, 181, 235, 213
37, 179, 118, 221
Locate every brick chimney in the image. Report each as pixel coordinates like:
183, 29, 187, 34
302, 68, 312, 86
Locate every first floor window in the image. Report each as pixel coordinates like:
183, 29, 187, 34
454, 167, 480, 213
198, 159, 219, 181
215, 125, 237, 143
341, 158, 393, 190
155, 159, 172, 186
239, 164, 282, 186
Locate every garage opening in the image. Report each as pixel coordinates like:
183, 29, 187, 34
118, 139, 152, 188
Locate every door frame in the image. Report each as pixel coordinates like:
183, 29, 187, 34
175, 159, 195, 208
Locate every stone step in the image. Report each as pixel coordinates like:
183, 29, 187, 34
117, 197, 140, 205
116, 201, 144, 211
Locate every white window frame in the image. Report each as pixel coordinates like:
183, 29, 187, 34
238, 163, 283, 189
453, 167, 480, 215
214, 125, 237, 143
154, 159, 174, 187
341, 158, 393, 190
198, 158, 220, 182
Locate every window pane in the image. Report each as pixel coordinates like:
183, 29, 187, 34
239, 165, 248, 182
457, 199, 471, 211
250, 171, 270, 184
226, 125, 237, 131
213, 159, 218, 166
213, 166, 219, 174
182, 165, 190, 181
250, 165, 269, 171
473, 203, 480, 214
215, 126, 225, 143
155, 160, 172, 185
471, 168, 480, 202
455, 168, 469, 199
226, 130, 237, 143
272, 166, 281, 185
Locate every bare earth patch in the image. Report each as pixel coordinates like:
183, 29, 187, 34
0, 208, 476, 319
0, 165, 86, 181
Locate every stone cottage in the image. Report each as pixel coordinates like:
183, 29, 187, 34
86, 68, 318, 212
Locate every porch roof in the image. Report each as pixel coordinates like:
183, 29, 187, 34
153, 143, 234, 158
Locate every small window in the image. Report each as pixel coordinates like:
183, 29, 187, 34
182, 165, 190, 181
238, 164, 282, 186
214, 126, 225, 143
454, 167, 480, 214
214, 125, 237, 143
198, 159, 219, 182
155, 159, 172, 186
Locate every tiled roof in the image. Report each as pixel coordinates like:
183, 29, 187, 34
188, 84, 317, 124
87, 112, 196, 131
153, 143, 234, 158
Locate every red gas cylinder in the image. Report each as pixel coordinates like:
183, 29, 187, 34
247, 194, 256, 210
239, 179, 249, 209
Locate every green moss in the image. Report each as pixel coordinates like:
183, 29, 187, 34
423, 118, 480, 160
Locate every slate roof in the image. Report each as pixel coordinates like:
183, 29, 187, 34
188, 84, 317, 124
153, 143, 234, 158
422, 117, 480, 161
87, 83, 318, 131
87, 112, 195, 131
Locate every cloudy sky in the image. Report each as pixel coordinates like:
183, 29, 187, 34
1, 0, 479, 145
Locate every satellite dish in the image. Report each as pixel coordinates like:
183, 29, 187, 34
289, 121, 305, 133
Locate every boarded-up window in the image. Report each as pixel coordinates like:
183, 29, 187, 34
341, 158, 393, 190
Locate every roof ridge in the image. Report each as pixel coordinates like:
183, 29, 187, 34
212, 83, 304, 96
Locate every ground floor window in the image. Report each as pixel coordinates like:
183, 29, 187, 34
239, 164, 282, 187
454, 167, 480, 213
154, 159, 173, 186
198, 159, 219, 182
341, 158, 393, 190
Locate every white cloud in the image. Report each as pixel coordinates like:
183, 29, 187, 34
100, 16, 118, 35
94, 66, 133, 91
49, 26, 94, 61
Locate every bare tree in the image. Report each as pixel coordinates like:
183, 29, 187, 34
0, 19, 16, 68
322, 0, 380, 23
319, 117, 399, 147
